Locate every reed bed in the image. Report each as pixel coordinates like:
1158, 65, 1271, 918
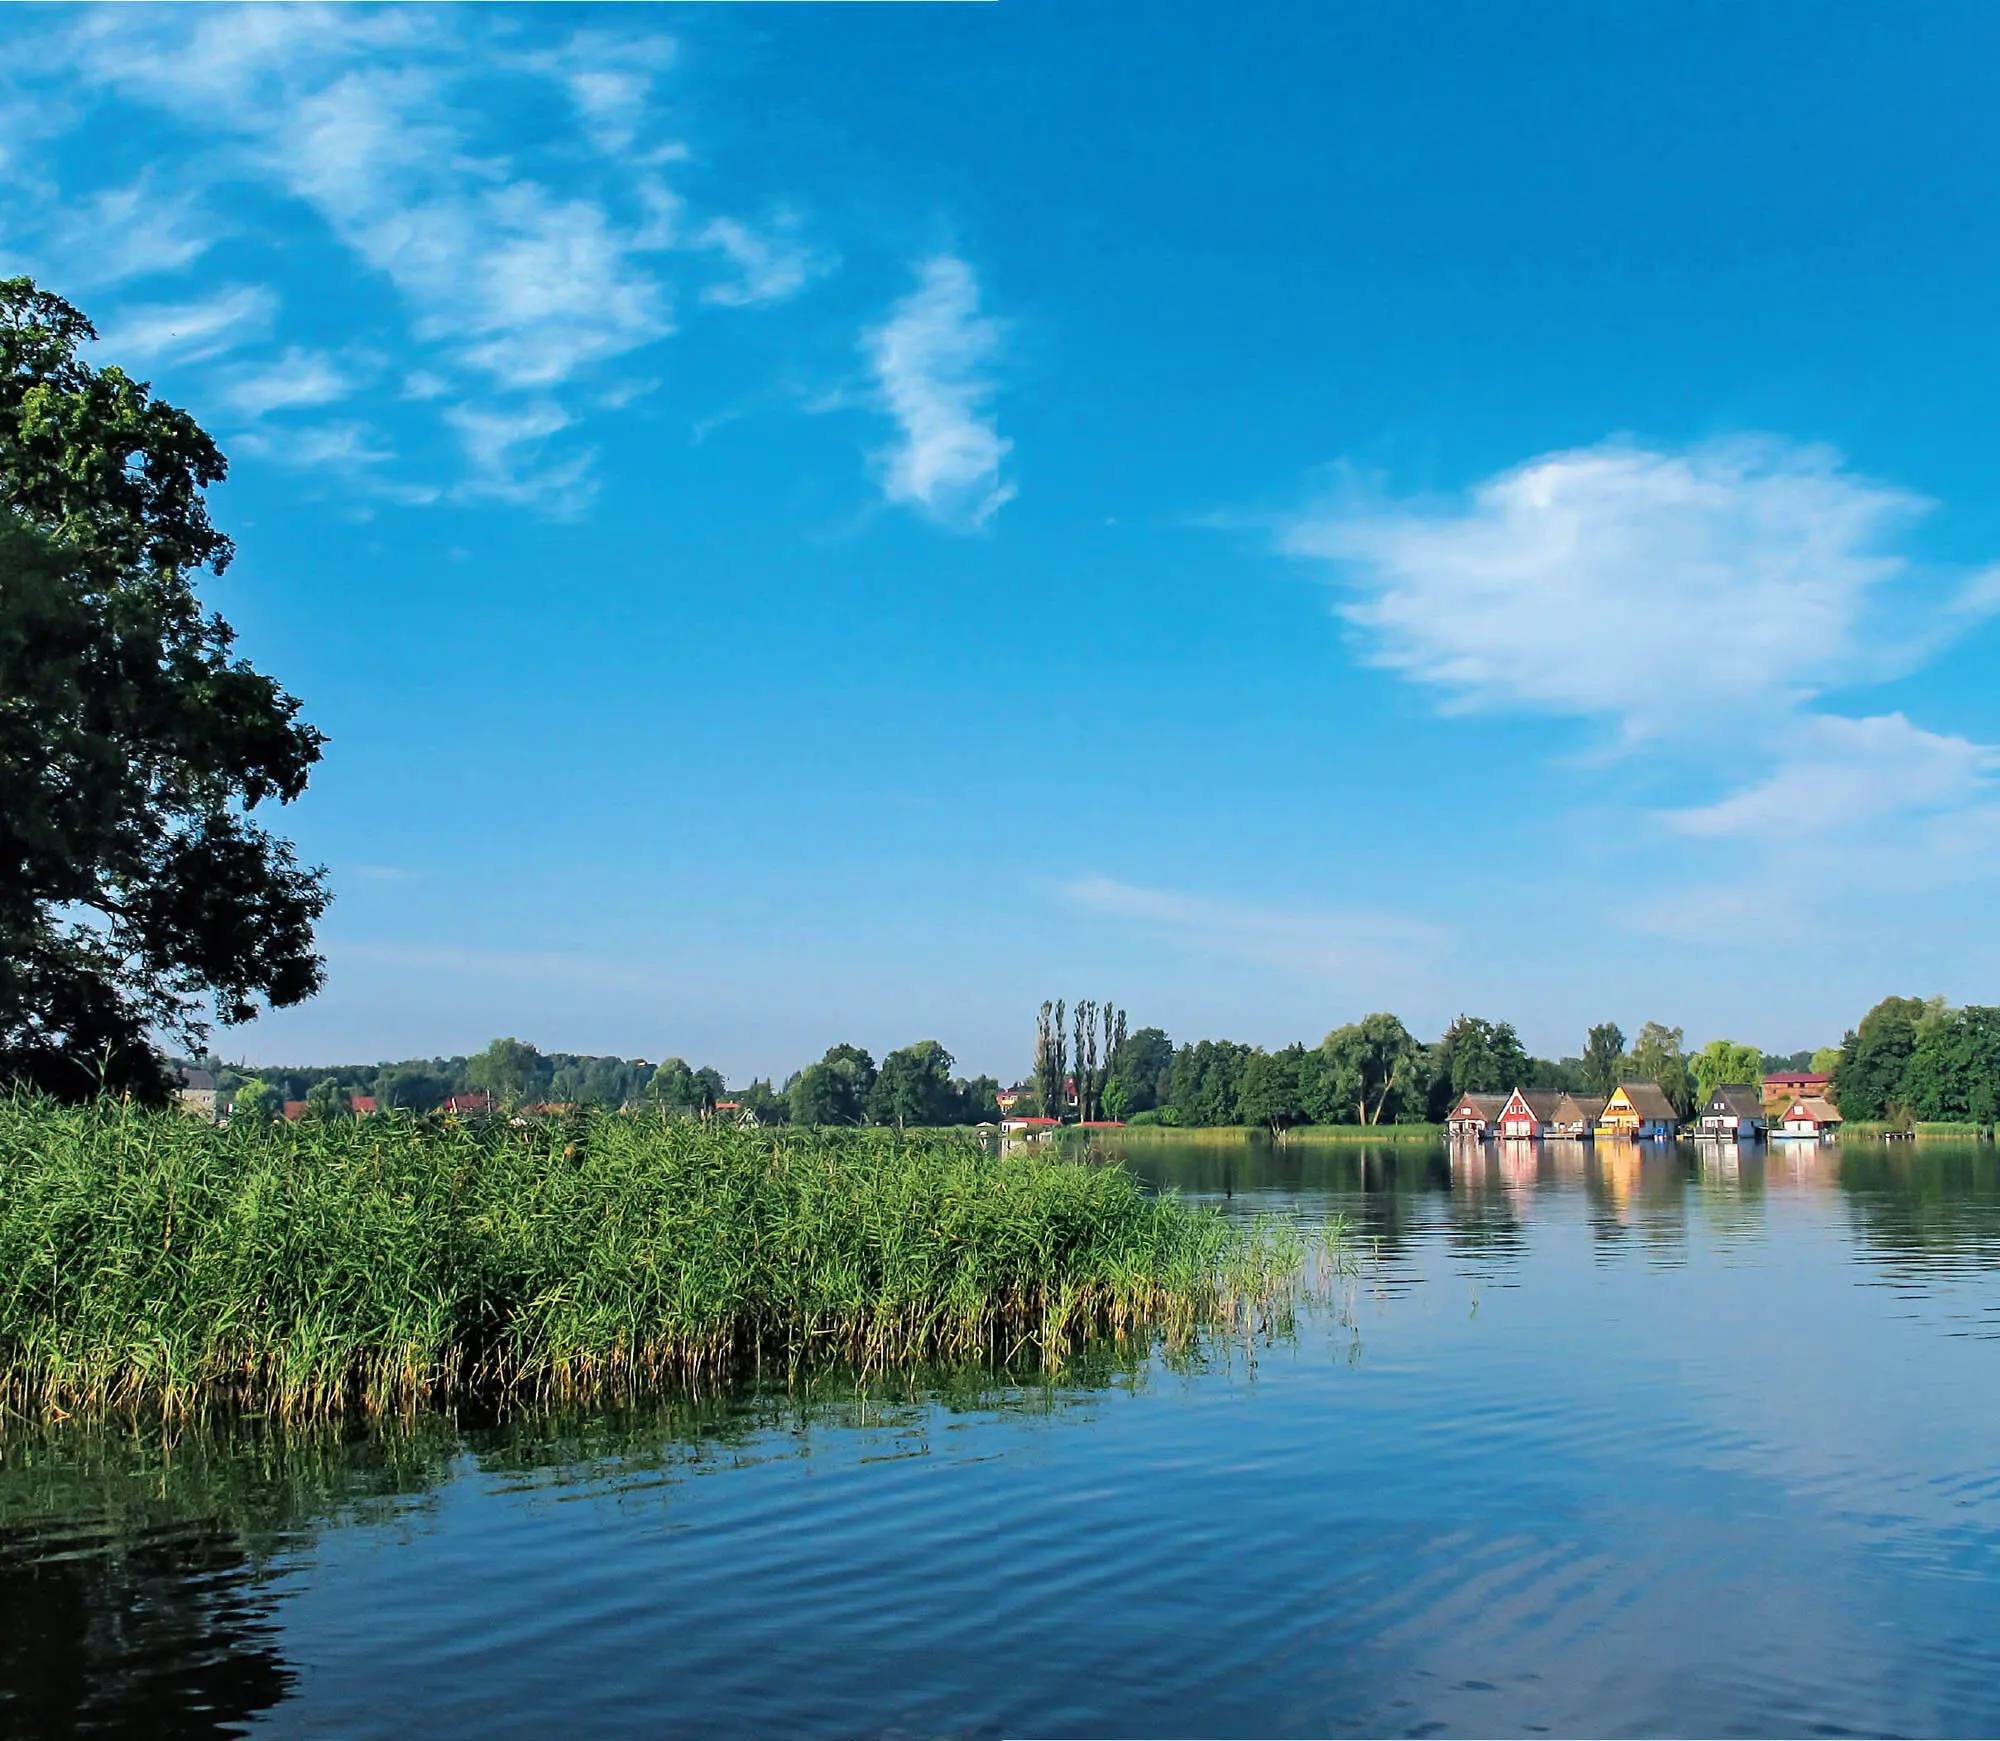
0, 1098, 1305, 1423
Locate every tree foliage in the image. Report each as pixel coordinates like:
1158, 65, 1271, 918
0, 279, 328, 1101
1691, 1038, 1764, 1104
1581, 1023, 1627, 1098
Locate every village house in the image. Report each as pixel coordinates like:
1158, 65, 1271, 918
1498, 1087, 1566, 1140
1762, 1070, 1830, 1114
1776, 1094, 1842, 1140
1445, 1092, 1506, 1139
1550, 1093, 1607, 1139
1000, 1115, 1060, 1137
1698, 1085, 1767, 1140
1597, 1080, 1680, 1141
174, 1066, 219, 1121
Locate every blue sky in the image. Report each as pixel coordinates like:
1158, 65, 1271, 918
6, 2, 1999, 1079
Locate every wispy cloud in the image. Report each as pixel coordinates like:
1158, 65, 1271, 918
1058, 874, 1447, 985
444, 401, 594, 512
96, 284, 276, 365
8, 6, 830, 513
44, 175, 220, 286
223, 346, 356, 418
865, 254, 1014, 528
698, 215, 830, 308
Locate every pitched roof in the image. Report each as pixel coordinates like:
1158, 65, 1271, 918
177, 1066, 216, 1092
1762, 1071, 1830, 1091
1554, 1094, 1607, 1126
1705, 1085, 1764, 1120
1614, 1079, 1679, 1121
1448, 1092, 1507, 1119
1785, 1095, 1841, 1124
1506, 1089, 1567, 1121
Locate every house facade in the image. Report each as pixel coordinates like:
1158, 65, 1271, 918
1445, 1092, 1505, 1139
1550, 1094, 1606, 1139
1498, 1088, 1565, 1140
1597, 1080, 1680, 1141
1762, 1070, 1831, 1114
1777, 1094, 1842, 1139
175, 1066, 219, 1122
1698, 1084, 1767, 1140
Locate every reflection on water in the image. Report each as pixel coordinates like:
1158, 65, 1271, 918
6, 1136, 2000, 1739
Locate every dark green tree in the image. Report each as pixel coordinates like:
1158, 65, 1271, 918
871, 1039, 957, 1128
1309, 1013, 1421, 1125
1237, 1044, 1307, 1132
1431, 1015, 1531, 1114
1034, 1000, 1068, 1123
1105, 1025, 1173, 1117
1832, 996, 1939, 1119
467, 1037, 548, 1105
1900, 1006, 2000, 1123
786, 1043, 877, 1127
229, 1078, 281, 1124
1168, 1039, 1254, 1126
1629, 1021, 1694, 1119
953, 1073, 1002, 1123
1581, 1022, 1627, 1098
303, 1076, 350, 1121
0, 280, 329, 1101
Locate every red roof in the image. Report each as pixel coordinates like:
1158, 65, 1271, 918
1005, 1116, 1061, 1126
283, 1100, 307, 1121
1763, 1071, 1830, 1091
351, 1096, 378, 1115
443, 1092, 494, 1113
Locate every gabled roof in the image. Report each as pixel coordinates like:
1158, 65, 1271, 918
1763, 1071, 1830, 1091
1448, 1092, 1507, 1119
177, 1066, 216, 1092
1705, 1084, 1764, 1120
1612, 1079, 1679, 1121
1504, 1088, 1567, 1121
1554, 1094, 1607, 1126
1784, 1095, 1841, 1124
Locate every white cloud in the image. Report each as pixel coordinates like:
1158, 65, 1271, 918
1283, 437, 1928, 744
865, 254, 1014, 528
224, 346, 355, 418
96, 284, 276, 364
1666, 713, 2000, 839
234, 419, 393, 470
698, 216, 829, 308
45, 176, 219, 286
1279, 435, 2000, 925
444, 401, 594, 512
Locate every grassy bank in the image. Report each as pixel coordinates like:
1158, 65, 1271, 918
0, 1098, 1300, 1423
1105, 1123, 1443, 1144
1839, 1121, 1989, 1140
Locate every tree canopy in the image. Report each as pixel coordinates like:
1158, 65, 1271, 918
0, 278, 327, 1100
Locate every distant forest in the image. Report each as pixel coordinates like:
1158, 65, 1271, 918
189, 993, 1998, 1133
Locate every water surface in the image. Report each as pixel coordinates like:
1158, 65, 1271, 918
6, 1136, 2000, 1738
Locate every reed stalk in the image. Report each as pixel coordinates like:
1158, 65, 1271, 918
0, 1098, 1308, 1423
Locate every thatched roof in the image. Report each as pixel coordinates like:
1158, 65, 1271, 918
1614, 1079, 1679, 1121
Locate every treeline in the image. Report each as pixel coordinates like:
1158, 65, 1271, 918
1044, 1014, 1829, 1131
1830, 997, 2000, 1125
201, 1035, 1001, 1129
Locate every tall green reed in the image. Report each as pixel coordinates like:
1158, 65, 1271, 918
0, 1098, 1307, 1422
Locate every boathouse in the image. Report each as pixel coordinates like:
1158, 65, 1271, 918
1550, 1093, 1606, 1139
1698, 1084, 1767, 1140
1498, 1088, 1565, 1140
1776, 1095, 1842, 1139
1597, 1080, 1680, 1141
1445, 1092, 1506, 1139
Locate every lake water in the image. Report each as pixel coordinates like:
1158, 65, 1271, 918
6, 1135, 2000, 1739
